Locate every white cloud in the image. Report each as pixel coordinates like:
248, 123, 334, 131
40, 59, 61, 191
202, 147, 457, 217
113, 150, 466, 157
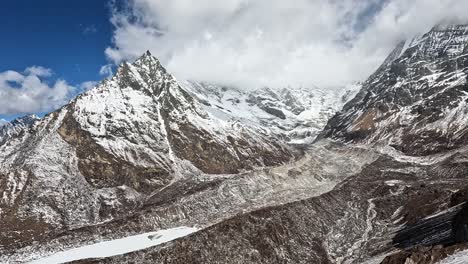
106, 0, 468, 89
0, 67, 76, 115
24, 66, 54, 77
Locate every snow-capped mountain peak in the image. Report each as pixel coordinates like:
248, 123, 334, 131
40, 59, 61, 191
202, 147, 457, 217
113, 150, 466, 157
0, 52, 299, 254
4, 21, 468, 264
320, 23, 468, 155
403, 24, 468, 60
0, 119, 8, 127
109, 52, 176, 98
0, 47, 361, 264
0, 114, 40, 144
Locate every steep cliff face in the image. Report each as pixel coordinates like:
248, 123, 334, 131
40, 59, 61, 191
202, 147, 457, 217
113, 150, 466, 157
319, 25, 468, 156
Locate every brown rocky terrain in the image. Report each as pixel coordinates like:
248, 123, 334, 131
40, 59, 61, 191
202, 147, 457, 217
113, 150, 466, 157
72, 149, 468, 263
3, 23, 468, 264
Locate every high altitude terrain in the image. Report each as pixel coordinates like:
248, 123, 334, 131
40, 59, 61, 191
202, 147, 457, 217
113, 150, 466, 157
2, 24, 468, 264
0, 49, 355, 262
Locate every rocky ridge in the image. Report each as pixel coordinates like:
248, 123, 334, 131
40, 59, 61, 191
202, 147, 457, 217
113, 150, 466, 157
319, 24, 468, 156
0, 114, 39, 145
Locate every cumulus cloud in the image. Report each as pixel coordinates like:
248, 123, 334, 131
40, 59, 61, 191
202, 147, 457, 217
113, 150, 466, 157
0, 67, 76, 115
24, 66, 54, 77
106, 0, 468, 89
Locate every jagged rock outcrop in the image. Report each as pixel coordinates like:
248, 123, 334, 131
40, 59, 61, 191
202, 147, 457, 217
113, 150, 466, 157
319, 25, 468, 156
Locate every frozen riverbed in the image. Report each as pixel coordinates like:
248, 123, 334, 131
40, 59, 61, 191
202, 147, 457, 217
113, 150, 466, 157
29, 226, 199, 264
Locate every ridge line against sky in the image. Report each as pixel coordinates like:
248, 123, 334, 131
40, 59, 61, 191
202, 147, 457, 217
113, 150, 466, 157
1, 0, 468, 120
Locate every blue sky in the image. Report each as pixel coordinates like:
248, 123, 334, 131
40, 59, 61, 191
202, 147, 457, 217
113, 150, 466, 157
0, 0, 112, 85
0, 0, 114, 121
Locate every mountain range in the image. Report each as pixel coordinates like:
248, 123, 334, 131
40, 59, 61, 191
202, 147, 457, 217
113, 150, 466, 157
1, 24, 468, 264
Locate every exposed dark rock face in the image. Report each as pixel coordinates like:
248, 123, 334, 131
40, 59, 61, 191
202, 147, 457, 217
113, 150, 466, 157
391, 204, 465, 250
319, 25, 468, 156
58, 109, 172, 194
452, 204, 468, 244
385, 207, 468, 264
246, 90, 288, 119
165, 120, 291, 174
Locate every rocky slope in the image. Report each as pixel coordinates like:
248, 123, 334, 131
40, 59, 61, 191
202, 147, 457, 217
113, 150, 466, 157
8, 140, 376, 263
4, 22, 468, 264
0, 51, 296, 257
71, 24, 468, 264
319, 24, 468, 156
0, 51, 359, 262
74, 147, 468, 264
